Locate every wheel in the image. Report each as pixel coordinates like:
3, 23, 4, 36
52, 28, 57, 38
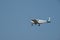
31, 23, 33, 26
38, 24, 40, 26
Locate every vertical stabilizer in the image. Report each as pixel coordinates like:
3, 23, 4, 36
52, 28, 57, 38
47, 17, 51, 23
48, 17, 50, 21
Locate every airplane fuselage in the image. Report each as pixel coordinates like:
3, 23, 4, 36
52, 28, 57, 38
31, 20, 47, 24
38, 20, 47, 24
31, 17, 51, 26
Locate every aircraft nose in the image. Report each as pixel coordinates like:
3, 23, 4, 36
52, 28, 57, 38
31, 21, 34, 23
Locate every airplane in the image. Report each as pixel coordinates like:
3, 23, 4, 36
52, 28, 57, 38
31, 17, 51, 26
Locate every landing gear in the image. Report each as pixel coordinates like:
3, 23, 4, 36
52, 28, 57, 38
31, 23, 33, 26
38, 24, 40, 26
31, 23, 40, 26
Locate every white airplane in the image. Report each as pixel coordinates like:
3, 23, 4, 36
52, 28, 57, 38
31, 17, 51, 26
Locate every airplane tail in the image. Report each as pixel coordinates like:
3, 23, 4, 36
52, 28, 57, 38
47, 17, 51, 23
48, 17, 50, 21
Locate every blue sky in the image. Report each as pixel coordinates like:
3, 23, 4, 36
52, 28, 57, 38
0, 0, 60, 40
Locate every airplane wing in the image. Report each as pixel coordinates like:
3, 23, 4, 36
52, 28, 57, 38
31, 19, 38, 24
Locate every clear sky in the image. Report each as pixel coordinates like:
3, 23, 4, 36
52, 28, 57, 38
0, 0, 60, 40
